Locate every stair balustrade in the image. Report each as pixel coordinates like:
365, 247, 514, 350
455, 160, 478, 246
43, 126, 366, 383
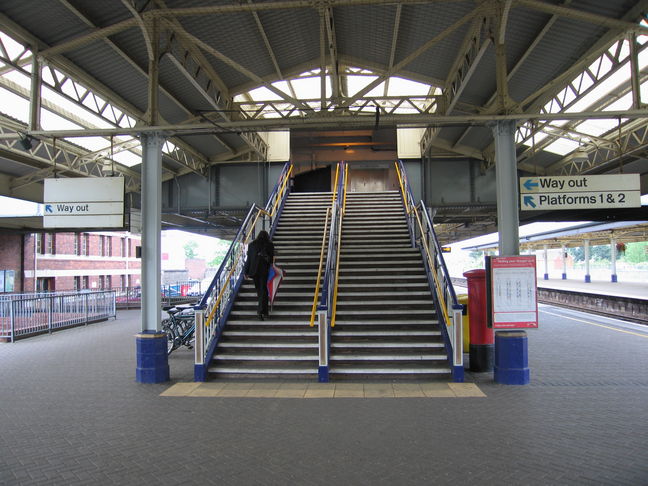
313, 161, 347, 382
193, 163, 293, 381
395, 160, 465, 382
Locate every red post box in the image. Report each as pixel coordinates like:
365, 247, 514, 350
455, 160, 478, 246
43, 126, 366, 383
463, 269, 494, 372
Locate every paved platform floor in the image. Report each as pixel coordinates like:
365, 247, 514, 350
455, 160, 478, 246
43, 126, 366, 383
1, 307, 647, 485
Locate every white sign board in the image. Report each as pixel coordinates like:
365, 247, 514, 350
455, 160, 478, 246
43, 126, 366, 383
519, 174, 641, 210
488, 256, 538, 329
44, 177, 124, 228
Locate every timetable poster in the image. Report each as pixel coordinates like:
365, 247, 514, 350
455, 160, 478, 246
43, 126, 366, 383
489, 256, 538, 329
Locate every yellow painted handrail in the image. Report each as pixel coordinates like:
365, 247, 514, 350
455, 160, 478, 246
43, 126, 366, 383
412, 205, 451, 327
309, 207, 331, 327
395, 161, 451, 327
269, 164, 293, 218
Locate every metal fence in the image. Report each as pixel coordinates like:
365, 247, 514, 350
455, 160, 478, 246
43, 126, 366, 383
0, 290, 116, 342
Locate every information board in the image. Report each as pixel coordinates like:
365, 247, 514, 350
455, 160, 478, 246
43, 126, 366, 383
43, 177, 125, 228
519, 174, 641, 210
488, 256, 538, 329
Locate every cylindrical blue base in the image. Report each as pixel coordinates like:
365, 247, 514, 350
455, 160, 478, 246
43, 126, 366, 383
561, 273, 567, 280
318, 365, 329, 382
543, 273, 549, 280
494, 331, 529, 385
611, 274, 617, 283
136, 332, 170, 383
585, 275, 591, 283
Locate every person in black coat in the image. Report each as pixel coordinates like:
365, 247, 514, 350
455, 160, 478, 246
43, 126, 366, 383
243, 230, 275, 320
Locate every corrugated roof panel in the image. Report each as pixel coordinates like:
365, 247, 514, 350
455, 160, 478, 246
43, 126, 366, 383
257, 8, 320, 76
1, 0, 94, 46
179, 12, 277, 85
63, 41, 148, 115
509, 15, 610, 106
397, 4, 476, 84
335, 5, 397, 68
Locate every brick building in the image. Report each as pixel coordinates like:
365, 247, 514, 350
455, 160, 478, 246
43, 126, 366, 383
0, 231, 141, 293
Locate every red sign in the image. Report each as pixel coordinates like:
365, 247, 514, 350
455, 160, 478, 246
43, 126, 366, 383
489, 255, 538, 329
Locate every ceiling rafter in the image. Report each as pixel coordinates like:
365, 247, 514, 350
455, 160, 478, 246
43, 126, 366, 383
339, 7, 483, 109
0, 8, 210, 176
383, 4, 402, 98
171, 28, 311, 113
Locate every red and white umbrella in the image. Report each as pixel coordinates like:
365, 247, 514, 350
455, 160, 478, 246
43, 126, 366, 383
267, 264, 286, 307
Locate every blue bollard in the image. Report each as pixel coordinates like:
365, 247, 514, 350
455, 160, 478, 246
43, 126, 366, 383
494, 331, 529, 385
135, 332, 170, 383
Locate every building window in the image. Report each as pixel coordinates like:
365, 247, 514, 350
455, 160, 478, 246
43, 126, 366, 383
82, 276, 89, 289
121, 275, 126, 289
82, 234, 89, 256
99, 275, 105, 289
36, 234, 44, 254
74, 276, 80, 291
99, 236, 105, 257
46, 234, 54, 255
107, 236, 112, 257
121, 238, 126, 257
74, 234, 79, 255
106, 275, 112, 289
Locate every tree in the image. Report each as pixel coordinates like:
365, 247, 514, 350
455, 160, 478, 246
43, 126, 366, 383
208, 240, 231, 268
623, 241, 648, 264
183, 241, 199, 259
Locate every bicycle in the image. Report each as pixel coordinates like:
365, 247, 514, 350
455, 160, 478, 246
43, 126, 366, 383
161, 304, 196, 355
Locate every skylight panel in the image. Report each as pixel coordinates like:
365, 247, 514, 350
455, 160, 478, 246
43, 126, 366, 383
575, 118, 618, 137
247, 85, 280, 102
0, 87, 28, 122
347, 75, 378, 98
292, 76, 330, 100
113, 149, 141, 167
42, 85, 113, 129
387, 77, 431, 96
0, 32, 27, 60
566, 63, 630, 113
543, 138, 580, 156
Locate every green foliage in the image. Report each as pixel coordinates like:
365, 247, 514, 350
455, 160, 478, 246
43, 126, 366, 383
623, 242, 648, 264
208, 239, 231, 268
567, 245, 610, 262
183, 241, 199, 259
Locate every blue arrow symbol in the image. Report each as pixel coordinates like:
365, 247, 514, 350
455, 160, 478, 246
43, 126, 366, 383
523, 195, 536, 208
45, 204, 53, 213
523, 179, 539, 191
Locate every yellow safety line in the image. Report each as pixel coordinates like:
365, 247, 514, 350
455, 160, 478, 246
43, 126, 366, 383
541, 309, 648, 338
310, 207, 331, 327
342, 163, 348, 215
332, 163, 340, 204
394, 161, 412, 215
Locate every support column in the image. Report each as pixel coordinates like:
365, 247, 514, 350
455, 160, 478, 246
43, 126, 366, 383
136, 133, 169, 384
561, 244, 567, 280
543, 245, 549, 280
610, 237, 618, 283
491, 120, 519, 256
584, 239, 591, 283
29, 55, 42, 131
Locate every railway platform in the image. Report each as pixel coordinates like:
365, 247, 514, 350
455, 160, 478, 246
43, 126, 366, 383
0, 293, 647, 484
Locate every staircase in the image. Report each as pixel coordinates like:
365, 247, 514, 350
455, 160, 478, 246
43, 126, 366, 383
330, 191, 451, 379
208, 192, 332, 379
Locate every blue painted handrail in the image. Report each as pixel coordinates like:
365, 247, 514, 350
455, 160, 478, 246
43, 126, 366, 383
395, 160, 464, 382
193, 162, 293, 381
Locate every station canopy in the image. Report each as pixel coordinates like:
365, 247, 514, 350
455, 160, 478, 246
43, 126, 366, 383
0, 1, 647, 240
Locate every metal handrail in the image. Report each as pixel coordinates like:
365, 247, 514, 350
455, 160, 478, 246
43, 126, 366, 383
314, 161, 347, 381
395, 160, 464, 382
194, 162, 292, 381
310, 207, 331, 327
